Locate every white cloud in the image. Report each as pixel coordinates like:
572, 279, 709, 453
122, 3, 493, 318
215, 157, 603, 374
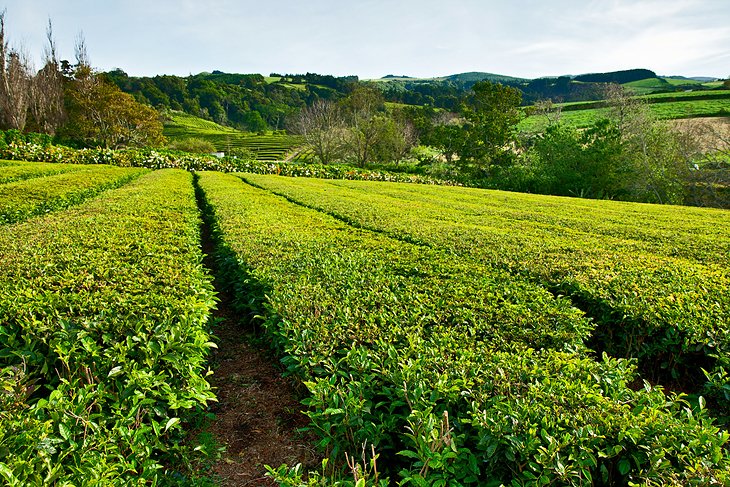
4, 0, 729, 78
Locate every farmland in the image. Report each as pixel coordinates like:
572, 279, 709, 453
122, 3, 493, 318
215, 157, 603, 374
1, 160, 729, 485
163, 111, 303, 160
1, 166, 217, 484
520, 90, 730, 131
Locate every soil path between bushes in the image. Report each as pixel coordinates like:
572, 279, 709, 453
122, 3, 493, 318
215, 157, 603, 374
199, 203, 319, 486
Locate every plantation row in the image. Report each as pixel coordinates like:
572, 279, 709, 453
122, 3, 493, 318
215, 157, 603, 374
0, 164, 147, 224
197, 172, 729, 485
0, 169, 217, 484
2, 161, 728, 484
243, 175, 730, 412
0, 161, 85, 185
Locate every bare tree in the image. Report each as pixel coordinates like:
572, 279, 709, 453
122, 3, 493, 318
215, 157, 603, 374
532, 99, 562, 126
290, 100, 346, 164
0, 10, 33, 130
675, 119, 730, 208
74, 30, 90, 70
29, 19, 65, 134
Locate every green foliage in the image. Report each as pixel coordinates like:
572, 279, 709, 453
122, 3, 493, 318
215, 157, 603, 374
0, 170, 218, 483
106, 70, 357, 130
458, 81, 523, 170
515, 89, 720, 206
197, 172, 730, 485
61, 72, 166, 149
528, 120, 628, 198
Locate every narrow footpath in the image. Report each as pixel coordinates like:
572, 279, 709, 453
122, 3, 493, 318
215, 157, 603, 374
199, 209, 319, 486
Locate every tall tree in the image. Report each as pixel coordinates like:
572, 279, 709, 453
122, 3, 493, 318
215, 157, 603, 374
457, 81, 523, 170
0, 10, 33, 131
63, 75, 165, 148
289, 99, 346, 164
604, 84, 690, 204
29, 19, 65, 134
58, 33, 164, 148
341, 86, 383, 166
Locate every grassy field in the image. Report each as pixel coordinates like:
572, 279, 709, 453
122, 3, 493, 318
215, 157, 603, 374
622, 77, 719, 94
520, 90, 730, 131
2, 161, 729, 484
163, 111, 303, 160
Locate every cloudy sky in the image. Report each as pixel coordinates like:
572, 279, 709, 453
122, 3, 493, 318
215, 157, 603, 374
3, 0, 729, 79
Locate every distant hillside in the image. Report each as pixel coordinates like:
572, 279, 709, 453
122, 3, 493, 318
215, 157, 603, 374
163, 110, 303, 160
664, 75, 718, 83
574, 69, 657, 84
107, 66, 723, 129
444, 72, 530, 85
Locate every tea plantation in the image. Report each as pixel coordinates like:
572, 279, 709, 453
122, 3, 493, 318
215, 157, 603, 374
1, 160, 728, 485
163, 111, 303, 160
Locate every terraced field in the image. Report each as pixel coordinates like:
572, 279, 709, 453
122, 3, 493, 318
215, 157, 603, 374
163, 111, 303, 160
2, 161, 728, 485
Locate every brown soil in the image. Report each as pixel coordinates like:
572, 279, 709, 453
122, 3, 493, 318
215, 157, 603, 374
205, 298, 320, 486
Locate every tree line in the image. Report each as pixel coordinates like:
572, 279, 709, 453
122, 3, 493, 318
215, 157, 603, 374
415, 83, 728, 207
0, 10, 163, 148
104, 70, 361, 132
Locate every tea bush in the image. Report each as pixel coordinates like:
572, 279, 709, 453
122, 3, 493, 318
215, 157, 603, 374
0, 170, 218, 484
197, 172, 730, 485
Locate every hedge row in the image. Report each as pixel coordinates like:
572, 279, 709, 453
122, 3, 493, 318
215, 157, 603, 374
243, 175, 730, 419
196, 171, 729, 486
0, 130, 455, 186
0, 170, 218, 485
0, 165, 148, 225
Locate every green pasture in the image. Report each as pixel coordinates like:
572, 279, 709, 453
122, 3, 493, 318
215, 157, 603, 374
520, 95, 730, 131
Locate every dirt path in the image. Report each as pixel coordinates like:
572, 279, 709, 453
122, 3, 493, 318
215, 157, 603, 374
206, 299, 319, 485
199, 208, 319, 485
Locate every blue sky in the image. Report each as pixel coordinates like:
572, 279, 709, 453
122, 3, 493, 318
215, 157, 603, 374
4, 0, 730, 79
